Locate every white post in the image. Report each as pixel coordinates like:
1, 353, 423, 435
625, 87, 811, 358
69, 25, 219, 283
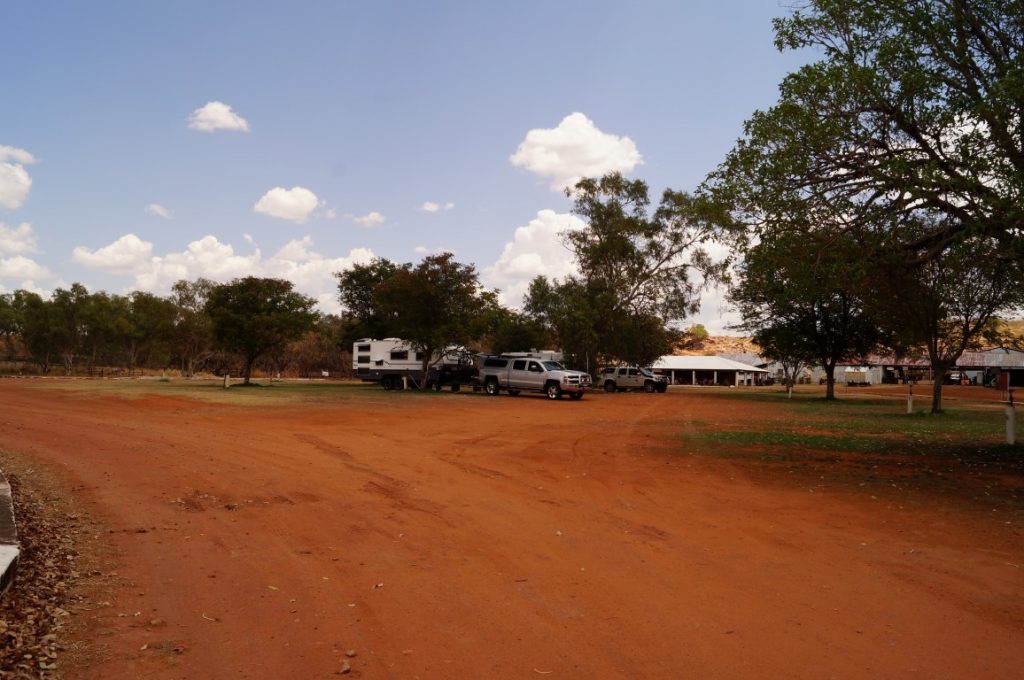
691, 370, 695, 385
713, 370, 718, 385
223, 374, 230, 389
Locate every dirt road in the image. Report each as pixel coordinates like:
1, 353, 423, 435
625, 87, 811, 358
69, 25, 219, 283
0, 382, 1021, 678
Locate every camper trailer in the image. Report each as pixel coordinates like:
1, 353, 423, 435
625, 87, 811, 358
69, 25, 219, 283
844, 367, 872, 386
352, 338, 473, 390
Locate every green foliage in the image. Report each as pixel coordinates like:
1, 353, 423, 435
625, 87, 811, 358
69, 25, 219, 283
334, 258, 403, 343
524, 276, 601, 370
486, 308, 550, 355
567, 173, 722, 322
730, 230, 883, 399
170, 278, 216, 377
206, 277, 317, 384
871, 230, 1024, 412
713, 0, 1024, 259
336, 253, 495, 385
524, 173, 724, 368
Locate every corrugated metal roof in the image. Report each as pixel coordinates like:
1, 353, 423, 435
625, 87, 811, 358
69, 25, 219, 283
651, 355, 768, 372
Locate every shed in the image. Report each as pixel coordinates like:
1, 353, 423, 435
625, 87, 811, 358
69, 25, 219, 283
651, 355, 769, 386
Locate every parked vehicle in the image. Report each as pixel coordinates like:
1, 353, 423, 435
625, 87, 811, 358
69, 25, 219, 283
599, 366, 668, 393
474, 353, 591, 400
844, 367, 871, 386
352, 338, 473, 390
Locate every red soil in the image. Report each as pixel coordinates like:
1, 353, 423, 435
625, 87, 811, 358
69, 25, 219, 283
0, 382, 1020, 679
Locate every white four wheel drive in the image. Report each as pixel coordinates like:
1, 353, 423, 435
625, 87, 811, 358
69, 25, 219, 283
600, 366, 668, 393
475, 354, 592, 400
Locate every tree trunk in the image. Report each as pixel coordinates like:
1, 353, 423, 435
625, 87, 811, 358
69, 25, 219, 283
419, 348, 433, 390
824, 361, 836, 401
931, 377, 943, 414
243, 356, 255, 385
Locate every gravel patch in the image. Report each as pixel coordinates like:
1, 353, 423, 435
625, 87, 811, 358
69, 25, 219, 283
0, 460, 99, 679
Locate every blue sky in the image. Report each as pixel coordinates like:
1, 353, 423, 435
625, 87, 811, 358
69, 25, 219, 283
1, 1, 807, 332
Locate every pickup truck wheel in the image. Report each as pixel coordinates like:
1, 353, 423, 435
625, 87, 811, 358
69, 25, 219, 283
484, 379, 500, 396
546, 382, 562, 400
569, 392, 583, 400
656, 383, 667, 393
643, 381, 655, 393
604, 381, 616, 393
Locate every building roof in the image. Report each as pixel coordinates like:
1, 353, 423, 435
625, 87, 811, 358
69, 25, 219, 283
652, 355, 768, 373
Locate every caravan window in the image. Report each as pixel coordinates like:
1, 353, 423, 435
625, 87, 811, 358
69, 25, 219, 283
390, 350, 409, 361
357, 355, 370, 364
357, 344, 371, 352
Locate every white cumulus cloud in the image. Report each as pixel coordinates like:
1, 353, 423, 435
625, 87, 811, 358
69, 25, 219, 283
0, 222, 38, 255
483, 209, 586, 307
510, 112, 643, 191
254, 186, 320, 223
187, 101, 251, 133
73, 233, 376, 315
145, 203, 172, 219
420, 201, 455, 213
0, 145, 37, 210
351, 211, 385, 227
0, 255, 50, 280
72, 234, 155, 273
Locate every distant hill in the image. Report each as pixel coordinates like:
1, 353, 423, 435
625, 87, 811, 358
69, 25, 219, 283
1002, 318, 1024, 336
673, 319, 1024, 359
674, 335, 757, 356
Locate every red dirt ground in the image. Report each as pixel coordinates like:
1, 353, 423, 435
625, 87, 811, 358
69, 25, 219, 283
0, 382, 1021, 679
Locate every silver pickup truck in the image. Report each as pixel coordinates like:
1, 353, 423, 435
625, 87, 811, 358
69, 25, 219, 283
475, 355, 592, 400
599, 366, 668, 393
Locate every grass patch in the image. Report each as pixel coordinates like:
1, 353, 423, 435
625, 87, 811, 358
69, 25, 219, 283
9, 377, 466, 406
677, 390, 1024, 511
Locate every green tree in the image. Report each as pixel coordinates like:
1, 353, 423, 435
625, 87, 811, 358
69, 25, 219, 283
49, 283, 91, 375
750, 322, 811, 399
873, 231, 1023, 412
714, 0, 1024, 260
119, 291, 178, 373
523, 276, 601, 371
486, 307, 551, 356
567, 173, 722, 322
10, 290, 57, 373
526, 173, 724, 368
730, 231, 882, 400
372, 253, 488, 385
170, 278, 216, 377
335, 258, 403, 343
0, 294, 19, 359
206, 277, 317, 385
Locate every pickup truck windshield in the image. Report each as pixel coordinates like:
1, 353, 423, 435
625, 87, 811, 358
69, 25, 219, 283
542, 361, 565, 371
639, 368, 654, 377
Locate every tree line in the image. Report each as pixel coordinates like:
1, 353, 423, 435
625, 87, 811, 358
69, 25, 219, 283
702, 0, 1024, 412
2, 0, 1021, 412
0, 279, 345, 385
